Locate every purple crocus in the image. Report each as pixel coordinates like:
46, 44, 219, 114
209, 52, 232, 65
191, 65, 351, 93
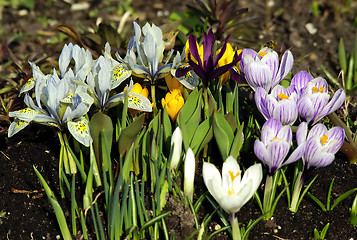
254, 118, 305, 174
296, 77, 345, 124
255, 84, 298, 125
240, 47, 294, 92
290, 71, 314, 98
297, 122, 345, 169
176, 29, 240, 86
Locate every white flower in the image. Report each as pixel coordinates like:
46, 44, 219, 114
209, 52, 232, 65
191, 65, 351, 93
170, 127, 183, 170
184, 148, 195, 202
203, 157, 262, 213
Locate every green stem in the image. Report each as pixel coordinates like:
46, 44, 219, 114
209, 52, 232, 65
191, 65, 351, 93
151, 84, 158, 115
230, 213, 241, 240
203, 86, 209, 119
290, 171, 304, 212
263, 174, 273, 217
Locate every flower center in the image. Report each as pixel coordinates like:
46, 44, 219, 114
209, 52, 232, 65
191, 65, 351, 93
259, 50, 268, 57
312, 86, 324, 93
320, 134, 328, 145
228, 170, 241, 195
278, 93, 289, 100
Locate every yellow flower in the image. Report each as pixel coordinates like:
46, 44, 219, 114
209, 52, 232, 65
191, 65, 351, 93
164, 74, 184, 92
185, 39, 203, 65
216, 44, 242, 84
125, 83, 149, 115
161, 89, 184, 121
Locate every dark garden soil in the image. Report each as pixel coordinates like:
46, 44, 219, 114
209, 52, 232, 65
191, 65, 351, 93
1, 0, 357, 239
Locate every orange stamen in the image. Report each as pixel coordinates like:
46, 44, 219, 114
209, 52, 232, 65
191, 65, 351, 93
312, 86, 324, 93
320, 134, 328, 144
278, 93, 289, 100
259, 50, 268, 57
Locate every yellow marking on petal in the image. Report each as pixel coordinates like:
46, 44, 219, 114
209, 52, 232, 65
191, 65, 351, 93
320, 134, 328, 144
228, 170, 241, 195
278, 93, 289, 100
312, 86, 324, 93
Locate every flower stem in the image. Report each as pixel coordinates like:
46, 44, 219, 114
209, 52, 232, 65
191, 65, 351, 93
203, 86, 209, 119
151, 84, 158, 115
290, 171, 304, 212
230, 213, 241, 240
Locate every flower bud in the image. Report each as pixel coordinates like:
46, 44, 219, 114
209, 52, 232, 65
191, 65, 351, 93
170, 127, 183, 170
161, 89, 184, 121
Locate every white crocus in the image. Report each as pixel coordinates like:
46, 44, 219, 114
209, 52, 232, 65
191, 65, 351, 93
203, 157, 263, 214
184, 148, 195, 202
170, 127, 183, 170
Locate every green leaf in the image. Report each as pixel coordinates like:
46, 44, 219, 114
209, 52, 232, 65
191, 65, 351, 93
190, 116, 213, 155
213, 110, 234, 160
90, 111, 113, 171
160, 181, 169, 212
118, 113, 146, 157
338, 38, 347, 74
229, 122, 244, 159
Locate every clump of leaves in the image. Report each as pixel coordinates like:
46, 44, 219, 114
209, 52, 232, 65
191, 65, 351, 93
186, 0, 250, 41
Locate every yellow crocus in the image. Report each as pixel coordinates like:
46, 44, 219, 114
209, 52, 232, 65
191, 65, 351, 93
185, 39, 203, 65
161, 89, 185, 121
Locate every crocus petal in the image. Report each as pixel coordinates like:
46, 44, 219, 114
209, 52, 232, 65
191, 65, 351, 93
261, 118, 281, 145
261, 51, 279, 82
267, 140, 290, 173
297, 96, 315, 123
315, 89, 345, 123
296, 122, 308, 145
244, 61, 272, 91
283, 141, 306, 166
254, 140, 270, 165
277, 125, 293, 143
324, 127, 345, 153
272, 100, 298, 125
170, 127, 183, 170
291, 71, 314, 95
222, 156, 241, 190
184, 148, 195, 201
202, 162, 225, 202
273, 50, 293, 87
308, 123, 327, 139
308, 152, 335, 169
188, 34, 203, 68
255, 87, 270, 119
237, 163, 263, 205
219, 181, 252, 213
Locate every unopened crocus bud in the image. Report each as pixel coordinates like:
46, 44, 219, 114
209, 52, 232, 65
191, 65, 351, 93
161, 89, 184, 121
184, 148, 195, 202
170, 127, 183, 170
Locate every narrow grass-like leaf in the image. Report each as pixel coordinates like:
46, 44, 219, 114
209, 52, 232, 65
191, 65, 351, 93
80, 210, 88, 240
139, 211, 172, 234
346, 55, 354, 90
339, 38, 347, 74
33, 166, 72, 240
94, 203, 106, 240
326, 178, 335, 210
321, 223, 330, 238
71, 174, 77, 235
296, 174, 318, 210
242, 215, 265, 240
331, 188, 357, 211
207, 226, 230, 240
187, 196, 199, 229
206, 195, 230, 228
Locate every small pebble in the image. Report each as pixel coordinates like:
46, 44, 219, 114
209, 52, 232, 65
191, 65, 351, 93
305, 23, 317, 35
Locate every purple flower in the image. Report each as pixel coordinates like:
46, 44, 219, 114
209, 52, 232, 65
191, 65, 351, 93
255, 85, 298, 125
254, 118, 304, 174
240, 47, 294, 92
297, 77, 345, 124
297, 122, 345, 169
290, 71, 314, 98
176, 29, 240, 86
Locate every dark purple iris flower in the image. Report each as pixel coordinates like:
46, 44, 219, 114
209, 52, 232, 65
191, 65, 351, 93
176, 29, 241, 87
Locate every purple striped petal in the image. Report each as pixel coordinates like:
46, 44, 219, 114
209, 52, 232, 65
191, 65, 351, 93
188, 34, 202, 68
271, 85, 289, 99
202, 30, 214, 66
261, 52, 279, 82
301, 77, 328, 95
297, 96, 315, 123
254, 140, 270, 164
303, 137, 321, 166
277, 125, 293, 143
265, 94, 278, 119
308, 152, 335, 169
244, 61, 272, 91
255, 87, 270, 119
261, 118, 282, 145
316, 89, 345, 123
283, 141, 306, 166
267, 139, 290, 174
273, 50, 294, 87
308, 123, 327, 139
296, 122, 308, 145
240, 49, 258, 72
324, 127, 344, 153
311, 93, 330, 123
291, 71, 314, 95
272, 100, 298, 125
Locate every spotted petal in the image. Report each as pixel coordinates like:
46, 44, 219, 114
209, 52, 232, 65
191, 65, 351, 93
67, 117, 92, 147
8, 118, 30, 137
128, 92, 152, 112
173, 63, 199, 90
19, 78, 36, 96
9, 107, 39, 122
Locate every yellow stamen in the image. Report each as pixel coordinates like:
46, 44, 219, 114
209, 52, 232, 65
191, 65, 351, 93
312, 86, 324, 93
259, 50, 268, 57
228, 170, 241, 195
278, 93, 289, 100
320, 134, 328, 144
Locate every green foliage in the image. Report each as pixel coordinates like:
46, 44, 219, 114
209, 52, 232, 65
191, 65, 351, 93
313, 223, 330, 240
